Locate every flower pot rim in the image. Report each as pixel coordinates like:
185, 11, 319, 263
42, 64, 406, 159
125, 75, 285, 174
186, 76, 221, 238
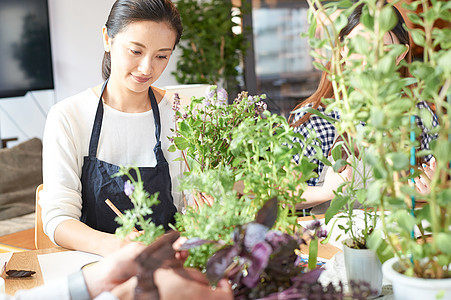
382, 257, 451, 287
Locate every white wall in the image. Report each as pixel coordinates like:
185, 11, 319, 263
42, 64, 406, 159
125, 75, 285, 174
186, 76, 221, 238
0, 0, 181, 147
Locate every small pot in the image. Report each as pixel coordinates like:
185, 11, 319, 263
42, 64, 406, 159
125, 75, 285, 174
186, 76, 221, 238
343, 240, 383, 298
382, 257, 451, 300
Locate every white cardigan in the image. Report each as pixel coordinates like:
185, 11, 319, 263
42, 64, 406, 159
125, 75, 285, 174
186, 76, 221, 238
40, 88, 188, 244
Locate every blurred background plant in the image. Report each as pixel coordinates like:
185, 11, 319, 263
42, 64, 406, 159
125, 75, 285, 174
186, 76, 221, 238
173, 0, 248, 95
304, 0, 450, 278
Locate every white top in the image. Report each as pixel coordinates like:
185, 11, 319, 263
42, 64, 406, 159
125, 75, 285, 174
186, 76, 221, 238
40, 88, 189, 244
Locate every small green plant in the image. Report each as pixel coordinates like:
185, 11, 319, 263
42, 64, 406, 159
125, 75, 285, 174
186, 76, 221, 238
112, 166, 165, 245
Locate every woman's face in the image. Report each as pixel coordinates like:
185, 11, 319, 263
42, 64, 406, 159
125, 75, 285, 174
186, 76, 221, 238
341, 23, 406, 66
104, 20, 177, 93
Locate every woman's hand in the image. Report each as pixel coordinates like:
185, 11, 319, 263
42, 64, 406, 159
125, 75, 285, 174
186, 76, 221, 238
192, 192, 215, 207
154, 268, 233, 300
322, 164, 353, 195
82, 242, 146, 298
172, 236, 189, 262
111, 276, 138, 300
414, 157, 436, 195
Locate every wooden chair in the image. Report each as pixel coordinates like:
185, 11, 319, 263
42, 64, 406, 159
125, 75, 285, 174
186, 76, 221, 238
35, 184, 57, 249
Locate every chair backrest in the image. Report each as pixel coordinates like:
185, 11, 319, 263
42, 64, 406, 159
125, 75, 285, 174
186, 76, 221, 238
35, 184, 57, 249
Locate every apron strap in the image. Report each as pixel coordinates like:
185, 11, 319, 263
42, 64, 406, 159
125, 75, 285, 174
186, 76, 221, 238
88, 80, 108, 157
148, 88, 167, 164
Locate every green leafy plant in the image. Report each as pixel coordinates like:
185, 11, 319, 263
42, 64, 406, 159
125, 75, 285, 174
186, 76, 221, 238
113, 166, 165, 245
168, 88, 326, 269
305, 0, 450, 278
169, 86, 266, 173
173, 0, 247, 90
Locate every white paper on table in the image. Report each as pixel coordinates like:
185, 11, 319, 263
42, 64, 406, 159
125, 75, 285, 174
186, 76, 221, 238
37, 251, 102, 284
0, 252, 13, 267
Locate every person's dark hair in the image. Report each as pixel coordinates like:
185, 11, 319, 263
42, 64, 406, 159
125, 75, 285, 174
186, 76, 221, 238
289, 3, 410, 126
101, 0, 183, 80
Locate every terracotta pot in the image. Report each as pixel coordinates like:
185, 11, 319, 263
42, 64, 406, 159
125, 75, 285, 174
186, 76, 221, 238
382, 257, 451, 300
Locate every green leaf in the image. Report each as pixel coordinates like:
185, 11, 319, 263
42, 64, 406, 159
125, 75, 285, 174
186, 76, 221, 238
438, 50, 451, 75
367, 230, 394, 263
361, 7, 374, 30
436, 233, 451, 254
410, 29, 425, 47
332, 159, 348, 173
407, 12, 423, 27
168, 144, 177, 152
387, 152, 409, 171
325, 194, 349, 224
312, 61, 329, 72
379, 6, 398, 33
331, 141, 345, 162
377, 55, 396, 75
334, 13, 349, 33
394, 211, 416, 233
174, 136, 189, 151
308, 238, 318, 270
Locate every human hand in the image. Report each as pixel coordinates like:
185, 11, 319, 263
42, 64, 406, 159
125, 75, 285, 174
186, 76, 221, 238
83, 242, 146, 298
192, 192, 215, 207
172, 236, 189, 262
154, 268, 233, 300
414, 157, 436, 195
323, 164, 352, 194
111, 276, 138, 300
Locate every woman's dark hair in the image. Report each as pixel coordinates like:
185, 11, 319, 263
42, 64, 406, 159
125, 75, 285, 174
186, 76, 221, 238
289, 3, 410, 126
102, 0, 183, 80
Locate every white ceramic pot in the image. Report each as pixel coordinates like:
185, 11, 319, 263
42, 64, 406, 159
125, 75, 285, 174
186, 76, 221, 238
383, 257, 451, 300
343, 242, 383, 298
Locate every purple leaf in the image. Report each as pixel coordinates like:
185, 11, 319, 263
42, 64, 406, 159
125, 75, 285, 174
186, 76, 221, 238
243, 223, 268, 252
6, 270, 36, 278
255, 197, 278, 228
306, 220, 321, 231
242, 242, 272, 288
178, 237, 216, 250
206, 245, 240, 284
265, 230, 293, 251
292, 268, 324, 285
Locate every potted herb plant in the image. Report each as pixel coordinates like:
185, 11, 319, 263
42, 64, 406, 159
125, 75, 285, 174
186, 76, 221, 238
115, 171, 376, 299
304, 0, 451, 298
169, 86, 326, 269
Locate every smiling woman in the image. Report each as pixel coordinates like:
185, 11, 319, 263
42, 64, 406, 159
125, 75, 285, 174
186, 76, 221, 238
38, 0, 188, 256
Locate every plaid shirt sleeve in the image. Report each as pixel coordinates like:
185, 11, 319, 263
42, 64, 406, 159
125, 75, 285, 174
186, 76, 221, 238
292, 105, 339, 186
415, 101, 439, 162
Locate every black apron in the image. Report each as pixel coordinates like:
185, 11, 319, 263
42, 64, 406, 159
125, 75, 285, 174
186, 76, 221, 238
80, 81, 176, 233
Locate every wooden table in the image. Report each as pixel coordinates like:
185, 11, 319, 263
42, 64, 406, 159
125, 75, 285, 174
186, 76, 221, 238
2, 248, 66, 295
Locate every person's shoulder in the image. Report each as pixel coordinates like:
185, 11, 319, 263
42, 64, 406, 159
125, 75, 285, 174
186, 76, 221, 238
47, 88, 98, 124
292, 102, 314, 122
51, 88, 97, 113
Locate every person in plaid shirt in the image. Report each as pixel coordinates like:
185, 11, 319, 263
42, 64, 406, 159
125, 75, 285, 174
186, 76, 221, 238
289, 3, 438, 211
